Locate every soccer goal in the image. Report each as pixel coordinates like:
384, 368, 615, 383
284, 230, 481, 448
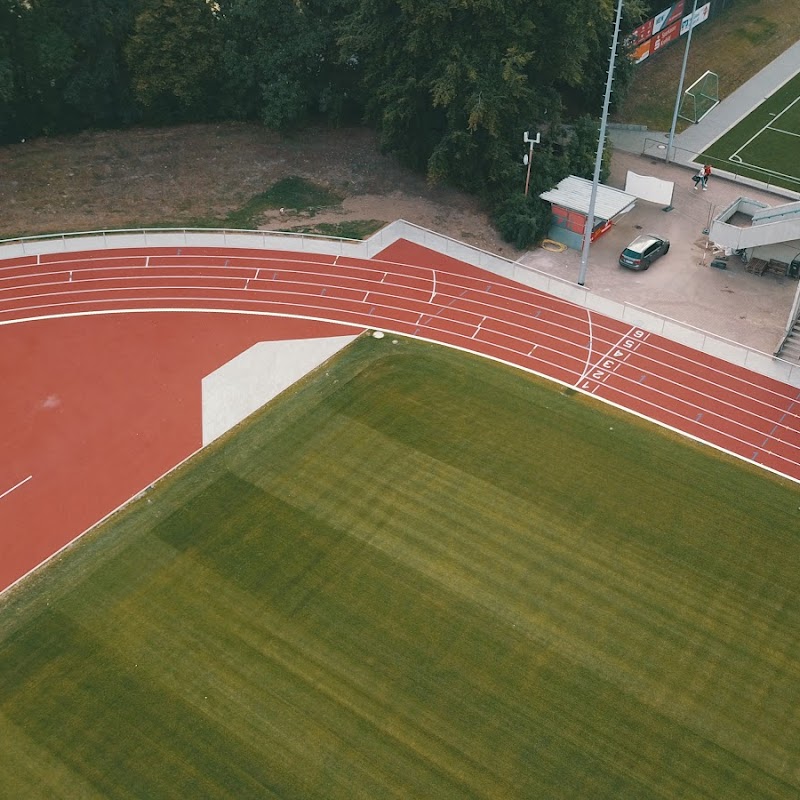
679, 71, 720, 123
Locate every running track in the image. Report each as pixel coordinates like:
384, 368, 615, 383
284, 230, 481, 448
1, 239, 799, 591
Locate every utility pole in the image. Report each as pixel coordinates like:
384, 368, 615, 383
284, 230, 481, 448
666, 0, 700, 163
523, 131, 540, 196
577, 0, 624, 287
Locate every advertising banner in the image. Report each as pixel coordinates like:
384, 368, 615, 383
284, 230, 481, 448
653, 1, 685, 34
630, 1, 685, 46
651, 20, 681, 53
630, 18, 655, 47
632, 40, 653, 63
680, 2, 711, 35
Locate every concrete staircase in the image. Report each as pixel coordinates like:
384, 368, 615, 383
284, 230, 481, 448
779, 317, 800, 361
710, 198, 800, 253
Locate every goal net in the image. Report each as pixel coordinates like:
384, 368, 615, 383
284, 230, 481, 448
679, 71, 719, 123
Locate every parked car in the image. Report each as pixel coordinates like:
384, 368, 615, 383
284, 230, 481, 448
619, 234, 670, 270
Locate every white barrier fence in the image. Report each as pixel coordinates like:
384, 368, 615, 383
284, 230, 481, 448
3, 222, 799, 387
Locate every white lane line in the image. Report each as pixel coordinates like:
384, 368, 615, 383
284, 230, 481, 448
577, 308, 595, 383
0, 475, 32, 502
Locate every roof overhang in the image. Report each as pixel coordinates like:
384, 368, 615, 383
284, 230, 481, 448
540, 175, 636, 221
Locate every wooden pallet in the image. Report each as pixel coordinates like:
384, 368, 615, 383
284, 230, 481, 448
745, 257, 768, 275
766, 259, 788, 276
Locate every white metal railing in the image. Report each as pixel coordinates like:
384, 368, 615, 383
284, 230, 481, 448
781, 282, 800, 349
0, 226, 370, 258
2, 222, 799, 386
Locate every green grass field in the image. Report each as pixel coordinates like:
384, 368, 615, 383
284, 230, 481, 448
2, 335, 799, 799
701, 71, 800, 191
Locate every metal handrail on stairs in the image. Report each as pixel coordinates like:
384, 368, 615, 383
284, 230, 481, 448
775, 281, 800, 358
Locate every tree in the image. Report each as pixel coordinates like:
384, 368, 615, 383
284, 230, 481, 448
60, 0, 135, 130
221, 0, 356, 128
0, 0, 16, 140
0, 0, 134, 142
339, 0, 618, 202
8, 0, 77, 137
563, 0, 650, 116
563, 115, 611, 183
125, 0, 223, 122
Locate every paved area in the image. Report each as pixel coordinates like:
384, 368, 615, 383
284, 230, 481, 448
201, 335, 357, 445
527, 42, 800, 357
519, 148, 799, 355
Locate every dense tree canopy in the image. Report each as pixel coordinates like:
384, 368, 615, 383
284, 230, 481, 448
1, 0, 650, 246
125, 0, 222, 121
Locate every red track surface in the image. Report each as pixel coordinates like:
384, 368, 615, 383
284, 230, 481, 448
1, 239, 799, 592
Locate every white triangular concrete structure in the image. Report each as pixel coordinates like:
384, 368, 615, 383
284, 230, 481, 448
201, 335, 358, 445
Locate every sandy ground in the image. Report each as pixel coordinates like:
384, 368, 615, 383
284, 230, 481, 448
258, 190, 511, 255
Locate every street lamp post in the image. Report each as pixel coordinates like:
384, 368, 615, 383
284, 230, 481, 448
577, 0, 625, 287
523, 131, 540, 196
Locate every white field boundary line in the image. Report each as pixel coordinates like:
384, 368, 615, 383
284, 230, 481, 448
0, 265, 796, 412
594, 376, 800, 473
0, 475, 32, 502
5, 319, 799, 600
606, 379, 800, 471
617, 326, 800, 417
0, 268, 593, 348
0, 257, 590, 333
598, 358, 797, 454
2, 237, 591, 319
2, 266, 795, 417
3, 226, 798, 381
3, 251, 796, 406
0, 292, 589, 376
3, 289, 795, 460
619, 346, 800, 426
0, 271, 605, 372
728, 94, 800, 182
0, 272, 597, 362
689, 64, 800, 180
22, 242, 786, 394
29, 295, 785, 454
769, 127, 800, 138
623, 299, 800, 391
726, 152, 800, 185
2, 247, 588, 321
13, 260, 789, 420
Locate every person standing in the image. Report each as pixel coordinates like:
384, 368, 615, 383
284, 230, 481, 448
702, 164, 712, 190
693, 167, 705, 190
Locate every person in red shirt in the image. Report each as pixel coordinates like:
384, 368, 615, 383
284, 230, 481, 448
702, 164, 712, 190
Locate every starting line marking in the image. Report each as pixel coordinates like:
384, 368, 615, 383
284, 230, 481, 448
0, 474, 32, 502
579, 327, 648, 393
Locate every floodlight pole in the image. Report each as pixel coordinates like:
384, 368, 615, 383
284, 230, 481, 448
577, 0, 624, 287
666, 0, 700, 163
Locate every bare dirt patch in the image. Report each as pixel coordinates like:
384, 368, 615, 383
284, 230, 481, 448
0, 122, 513, 256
